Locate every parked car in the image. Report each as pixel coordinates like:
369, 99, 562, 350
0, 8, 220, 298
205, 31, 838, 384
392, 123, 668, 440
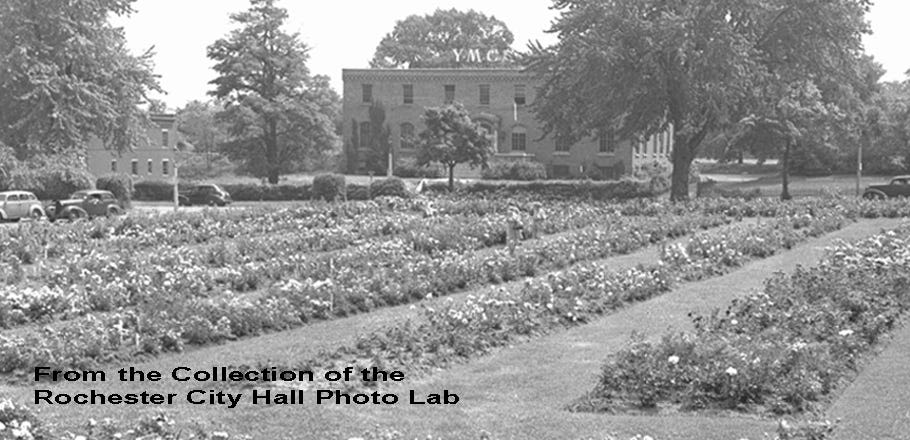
178, 184, 232, 207
0, 191, 45, 222
46, 190, 125, 222
862, 175, 910, 200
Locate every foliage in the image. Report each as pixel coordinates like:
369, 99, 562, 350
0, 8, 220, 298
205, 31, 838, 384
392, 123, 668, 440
312, 173, 346, 201
417, 103, 493, 191
176, 153, 237, 180
370, 177, 410, 199
526, 0, 872, 200
0, 0, 160, 156
425, 179, 660, 200
365, 102, 392, 175
370, 8, 517, 69
7, 155, 95, 200
96, 174, 134, 207
208, 0, 340, 184
393, 158, 443, 178
0, 398, 51, 440
481, 160, 547, 181
578, 225, 910, 415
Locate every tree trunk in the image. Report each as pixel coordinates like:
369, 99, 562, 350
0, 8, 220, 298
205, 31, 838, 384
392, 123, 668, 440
266, 119, 279, 185
448, 163, 456, 192
780, 140, 792, 201
670, 136, 693, 202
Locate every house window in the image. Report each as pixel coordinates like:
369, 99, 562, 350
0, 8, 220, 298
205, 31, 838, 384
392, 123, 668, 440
147, 159, 153, 174
111, 159, 117, 173
444, 85, 455, 104
162, 129, 169, 147
514, 84, 526, 106
511, 126, 527, 151
555, 135, 570, 153
162, 159, 170, 176
400, 123, 415, 149
362, 84, 373, 103
479, 84, 490, 106
131, 159, 138, 176
359, 121, 372, 148
403, 84, 413, 104
599, 130, 616, 154
552, 165, 570, 178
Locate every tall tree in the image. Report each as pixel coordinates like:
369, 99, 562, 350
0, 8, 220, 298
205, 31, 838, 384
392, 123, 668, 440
527, 0, 871, 201
371, 9, 517, 68
0, 0, 160, 156
417, 103, 492, 191
208, 0, 339, 183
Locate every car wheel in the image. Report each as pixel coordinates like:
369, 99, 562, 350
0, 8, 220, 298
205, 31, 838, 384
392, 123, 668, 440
67, 209, 85, 222
107, 206, 123, 217
863, 192, 885, 200
208, 199, 216, 207
29, 208, 44, 221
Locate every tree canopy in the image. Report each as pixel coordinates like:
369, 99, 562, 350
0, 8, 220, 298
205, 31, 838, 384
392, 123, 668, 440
417, 103, 492, 191
371, 8, 517, 69
208, 0, 340, 183
0, 0, 160, 157
527, 0, 872, 200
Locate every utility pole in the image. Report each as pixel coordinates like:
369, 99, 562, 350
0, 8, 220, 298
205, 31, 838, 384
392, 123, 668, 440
856, 141, 863, 197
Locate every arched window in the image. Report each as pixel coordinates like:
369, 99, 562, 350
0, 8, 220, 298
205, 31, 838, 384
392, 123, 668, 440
511, 125, 527, 152
399, 123, 415, 149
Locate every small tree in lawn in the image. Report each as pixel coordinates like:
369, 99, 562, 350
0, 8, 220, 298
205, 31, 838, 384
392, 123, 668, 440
417, 103, 492, 191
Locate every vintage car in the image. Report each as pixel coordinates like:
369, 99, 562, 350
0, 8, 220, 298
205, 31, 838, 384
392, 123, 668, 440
862, 175, 910, 200
178, 184, 232, 207
0, 191, 45, 221
46, 190, 125, 221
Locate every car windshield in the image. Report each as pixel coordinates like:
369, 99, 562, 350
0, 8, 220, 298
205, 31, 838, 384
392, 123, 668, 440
70, 191, 89, 200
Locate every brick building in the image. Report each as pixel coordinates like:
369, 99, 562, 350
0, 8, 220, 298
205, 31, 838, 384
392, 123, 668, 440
342, 68, 673, 179
86, 113, 177, 179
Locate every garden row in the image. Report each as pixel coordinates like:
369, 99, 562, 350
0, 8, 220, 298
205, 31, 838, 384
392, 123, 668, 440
0, 200, 635, 328
248, 208, 849, 391
0, 212, 733, 374
574, 222, 910, 416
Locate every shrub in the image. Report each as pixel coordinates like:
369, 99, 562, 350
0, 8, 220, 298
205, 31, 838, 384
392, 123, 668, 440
221, 183, 312, 201
633, 161, 671, 194
346, 184, 369, 201
312, 173, 346, 201
370, 177, 411, 198
394, 158, 443, 178
176, 153, 236, 180
481, 160, 548, 181
426, 179, 659, 200
96, 174, 134, 207
9, 163, 94, 200
134, 180, 181, 201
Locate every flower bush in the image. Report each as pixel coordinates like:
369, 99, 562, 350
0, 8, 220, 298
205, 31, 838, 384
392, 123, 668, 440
577, 224, 910, 415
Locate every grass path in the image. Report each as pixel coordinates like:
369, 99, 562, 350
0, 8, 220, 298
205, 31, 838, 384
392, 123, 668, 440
826, 318, 910, 440
7, 219, 903, 440
329, 217, 905, 440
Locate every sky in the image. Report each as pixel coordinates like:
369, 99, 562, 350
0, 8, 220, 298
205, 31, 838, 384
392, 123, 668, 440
112, 0, 910, 109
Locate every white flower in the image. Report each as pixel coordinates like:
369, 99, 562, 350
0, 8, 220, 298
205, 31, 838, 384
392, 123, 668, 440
668, 355, 680, 365
0, 422, 5, 431
730, 319, 738, 325
725, 367, 738, 376
839, 329, 854, 337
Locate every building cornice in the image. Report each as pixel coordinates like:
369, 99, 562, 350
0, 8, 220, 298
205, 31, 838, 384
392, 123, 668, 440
343, 68, 535, 83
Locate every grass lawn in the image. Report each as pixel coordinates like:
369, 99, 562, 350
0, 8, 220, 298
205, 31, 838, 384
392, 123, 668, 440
714, 173, 895, 198
5, 218, 905, 440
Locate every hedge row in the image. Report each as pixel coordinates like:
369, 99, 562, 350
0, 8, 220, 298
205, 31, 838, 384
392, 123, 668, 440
132, 176, 409, 202
425, 178, 661, 200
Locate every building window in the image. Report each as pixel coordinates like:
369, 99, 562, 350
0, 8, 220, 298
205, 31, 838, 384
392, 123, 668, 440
400, 123, 415, 149
599, 130, 616, 154
162, 129, 169, 147
131, 159, 138, 176
111, 159, 117, 173
479, 84, 490, 106
444, 85, 455, 104
511, 126, 527, 151
403, 84, 413, 104
147, 159, 153, 174
162, 159, 170, 176
514, 84, 526, 106
362, 84, 373, 103
555, 135, 570, 153
359, 121, 372, 148
552, 165, 570, 178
